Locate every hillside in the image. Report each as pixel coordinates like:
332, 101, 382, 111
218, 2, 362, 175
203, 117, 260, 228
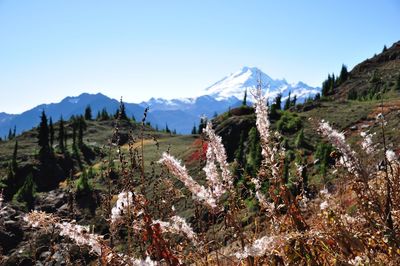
334, 41, 400, 99
1, 43, 400, 265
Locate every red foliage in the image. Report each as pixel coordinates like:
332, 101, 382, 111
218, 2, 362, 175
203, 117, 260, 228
186, 139, 208, 164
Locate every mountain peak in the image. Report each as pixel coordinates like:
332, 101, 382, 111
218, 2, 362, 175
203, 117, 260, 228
200, 66, 319, 102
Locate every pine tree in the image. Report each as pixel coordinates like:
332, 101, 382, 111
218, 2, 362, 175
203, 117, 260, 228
13, 126, 16, 138
191, 125, 197, 134
38, 111, 50, 157
235, 131, 245, 166
246, 127, 262, 176
383, 45, 388, 52
275, 93, 282, 110
58, 116, 65, 152
292, 95, 297, 107
339, 64, 348, 84
77, 116, 87, 147
49, 117, 54, 149
84, 105, 92, 120
13, 173, 36, 210
12, 140, 18, 170
76, 167, 93, 195
165, 124, 171, 134
132, 114, 136, 122
284, 91, 291, 110
295, 129, 305, 148
8, 128, 13, 140
242, 89, 247, 106
198, 117, 207, 134
116, 98, 128, 120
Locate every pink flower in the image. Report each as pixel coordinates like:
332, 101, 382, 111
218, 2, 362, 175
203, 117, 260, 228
159, 152, 218, 209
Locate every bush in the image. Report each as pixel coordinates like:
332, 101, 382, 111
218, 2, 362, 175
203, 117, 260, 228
276, 111, 302, 133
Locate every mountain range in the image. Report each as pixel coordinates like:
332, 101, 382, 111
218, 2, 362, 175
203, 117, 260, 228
0, 67, 320, 136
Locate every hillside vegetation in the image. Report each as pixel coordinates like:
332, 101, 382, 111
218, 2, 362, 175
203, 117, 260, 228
0, 42, 400, 265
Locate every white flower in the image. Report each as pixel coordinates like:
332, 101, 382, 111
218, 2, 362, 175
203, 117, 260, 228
154, 215, 198, 244
318, 120, 361, 177
111, 191, 134, 223
320, 201, 329, 210
386, 149, 397, 162
159, 152, 218, 209
234, 235, 276, 259
360, 131, 375, 154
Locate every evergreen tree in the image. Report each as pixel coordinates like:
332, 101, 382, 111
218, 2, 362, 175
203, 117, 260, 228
339, 64, 349, 84
382, 45, 387, 52
8, 128, 13, 140
58, 116, 65, 152
165, 123, 171, 134
12, 140, 18, 170
49, 117, 54, 149
100, 108, 109, 120
235, 131, 245, 166
84, 105, 92, 120
13, 126, 16, 138
191, 125, 197, 134
76, 167, 93, 195
198, 117, 207, 134
77, 116, 87, 147
284, 91, 291, 110
13, 173, 36, 210
242, 89, 247, 106
96, 111, 101, 120
291, 95, 297, 107
246, 127, 262, 176
275, 93, 282, 110
38, 111, 50, 157
295, 129, 305, 148
116, 98, 128, 120
314, 93, 321, 101
131, 114, 136, 122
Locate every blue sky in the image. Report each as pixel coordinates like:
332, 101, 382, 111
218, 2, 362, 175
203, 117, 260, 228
0, 1, 399, 113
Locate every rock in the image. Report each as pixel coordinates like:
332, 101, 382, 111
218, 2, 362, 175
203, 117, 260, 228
0, 206, 24, 253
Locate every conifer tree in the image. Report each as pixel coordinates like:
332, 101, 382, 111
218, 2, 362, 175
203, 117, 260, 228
246, 127, 262, 176
12, 140, 18, 170
191, 125, 197, 135
13, 173, 36, 210
38, 111, 50, 157
165, 123, 171, 134
242, 89, 247, 106
235, 131, 245, 167
295, 129, 305, 148
8, 128, 12, 140
284, 92, 291, 110
275, 93, 282, 110
339, 64, 348, 84
58, 116, 65, 152
49, 117, 54, 149
292, 95, 297, 107
84, 105, 92, 120
77, 116, 87, 147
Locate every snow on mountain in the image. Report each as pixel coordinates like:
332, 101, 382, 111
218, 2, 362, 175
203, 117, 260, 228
201, 66, 320, 103
0, 67, 320, 136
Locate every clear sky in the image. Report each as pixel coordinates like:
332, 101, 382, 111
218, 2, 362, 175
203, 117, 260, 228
0, 0, 399, 114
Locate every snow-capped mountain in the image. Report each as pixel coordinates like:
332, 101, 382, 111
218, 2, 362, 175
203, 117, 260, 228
0, 67, 320, 136
201, 66, 320, 102
139, 67, 320, 133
